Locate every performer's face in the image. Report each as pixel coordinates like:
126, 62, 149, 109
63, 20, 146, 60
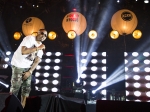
36, 31, 47, 42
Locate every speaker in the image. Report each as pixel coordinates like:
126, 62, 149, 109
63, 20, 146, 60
96, 100, 150, 112
0, 93, 23, 112
0, 93, 10, 111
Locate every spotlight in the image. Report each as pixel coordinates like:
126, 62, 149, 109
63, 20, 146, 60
74, 79, 83, 88
72, 8, 77, 12
35, 72, 40, 77
51, 87, 58, 92
80, 74, 87, 79
20, 5, 23, 8
54, 59, 61, 63
90, 90, 97, 100
144, 0, 149, 3
81, 52, 87, 56
53, 73, 59, 78
43, 72, 50, 77
73, 79, 85, 99
0, 79, 9, 88
4, 57, 9, 62
117, 0, 120, 3
54, 66, 60, 70
44, 65, 50, 70
88, 90, 105, 100
52, 80, 59, 85
6, 51, 11, 56
3, 64, 8, 69
55, 52, 61, 56
46, 52, 52, 56
19, 1, 27, 9
42, 87, 48, 91
73, 78, 83, 93
36, 65, 41, 70
43, 79, 49, 84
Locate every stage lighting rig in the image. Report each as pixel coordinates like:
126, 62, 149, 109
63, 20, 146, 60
73, 79, 83, 93
72, 78, 85, 99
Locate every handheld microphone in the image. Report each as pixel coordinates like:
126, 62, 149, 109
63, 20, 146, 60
42, 48, 45, 54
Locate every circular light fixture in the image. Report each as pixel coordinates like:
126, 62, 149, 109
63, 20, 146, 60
67, 30, 76, 39
88, 30, 97, 39
110, 30, 119, 39
14, 32, 22, 40
132, 30, 142, 39
48, 31, 57, 40
32, 32, 38, 36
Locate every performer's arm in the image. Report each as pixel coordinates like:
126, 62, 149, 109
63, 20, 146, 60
21, 46, 38, 55
22, 56, 41, 80
21, 44, 45, 55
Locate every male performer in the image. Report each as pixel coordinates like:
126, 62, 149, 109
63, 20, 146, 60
10, 29, 47, 108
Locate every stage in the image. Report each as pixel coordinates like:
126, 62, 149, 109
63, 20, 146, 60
1, 93, 150, 112
0, 93, 87, 112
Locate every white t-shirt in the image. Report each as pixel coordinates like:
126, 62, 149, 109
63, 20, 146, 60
11, 35, 44, 68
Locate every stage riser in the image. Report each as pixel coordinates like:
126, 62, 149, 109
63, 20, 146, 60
96, 100, 150, 112
0, 93, 23, 112
0, 93, 10, 111
0, 93, 86, 112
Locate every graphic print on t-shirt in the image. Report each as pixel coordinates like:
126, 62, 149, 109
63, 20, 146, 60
26, 45, 37, 61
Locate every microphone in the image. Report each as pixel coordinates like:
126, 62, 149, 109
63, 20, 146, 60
42, 48, 45, 54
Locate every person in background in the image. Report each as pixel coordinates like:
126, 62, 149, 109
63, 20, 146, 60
9, 29, 47, 108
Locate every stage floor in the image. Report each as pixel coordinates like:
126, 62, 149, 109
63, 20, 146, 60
1, 93, 150, 112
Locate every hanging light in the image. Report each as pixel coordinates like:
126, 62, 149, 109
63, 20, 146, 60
67, 30, 76, 39
88, 30, 97, 39
14, 32, 22, 40
48, 31, 57, 40
132, 30, 142, 39
110, 30, 119, 39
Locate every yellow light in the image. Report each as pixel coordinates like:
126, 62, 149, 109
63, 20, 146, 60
31, 32, 37, 37
48, 31, 57, 40
14, 32, 22, 40
110, 30, 119, 39
88, 30, 97, 39
132, 30, 142, 39
67, 30, 76, 39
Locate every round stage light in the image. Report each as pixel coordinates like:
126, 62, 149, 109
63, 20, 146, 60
48, 31, 57, 40
67, 30, 76, 39
110, 30, 119, 39
132, 30, 142, 39
88, 30, 97, 39
14, 32, 22, 40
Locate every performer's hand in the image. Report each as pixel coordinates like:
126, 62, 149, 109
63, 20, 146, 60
22, 71, 31, 80
37, 44, 45, 50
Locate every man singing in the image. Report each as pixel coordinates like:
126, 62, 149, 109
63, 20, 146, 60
10, 29, 47, 108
